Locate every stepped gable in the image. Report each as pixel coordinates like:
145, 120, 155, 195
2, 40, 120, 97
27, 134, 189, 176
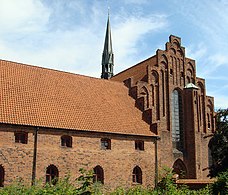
111, 35, 215, 134
0, 59, 155, 136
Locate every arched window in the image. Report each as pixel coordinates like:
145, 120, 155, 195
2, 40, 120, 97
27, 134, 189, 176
132, 166, 142, 184
0, 165, 4, 187
61, 135, 72, 147
173, 159, 187, 179
93, 165, 104, 184
46, 165, 59, 185
171, 89, 184, 151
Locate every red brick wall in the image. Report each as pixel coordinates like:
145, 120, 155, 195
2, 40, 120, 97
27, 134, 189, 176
0, 125, 156, 188
0, 35, 215, 188
0, 127, 34, 184
115, 35, 214, 180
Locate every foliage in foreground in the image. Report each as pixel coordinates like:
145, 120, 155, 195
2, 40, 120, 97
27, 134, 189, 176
0, 168, 212, 195
0, 168, 95, 195
208, 108, 228, 177
211, 171, 228, 195
153, 167, 211, 195
0, 180, 211, 195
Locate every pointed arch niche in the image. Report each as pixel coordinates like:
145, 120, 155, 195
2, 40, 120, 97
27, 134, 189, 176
169, 42, 184, 86
151, 71, 160, 120
207, 100, 214, 133
160, 54, 168, 118
197, 82, 206, 132
159, 53, 170, 130
173, 159, 187, 178
132, 166, 142, 184
161, 69, 165, 117
139, 86, 149, 109
186, 62, 195, 85
93, 165, 104, 184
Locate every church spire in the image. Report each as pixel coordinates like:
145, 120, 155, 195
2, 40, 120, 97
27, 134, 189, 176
101, 14, 114, 79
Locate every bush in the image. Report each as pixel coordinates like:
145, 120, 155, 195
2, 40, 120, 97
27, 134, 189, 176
0, 168, 94, 195
0, 168, 212, 195
212, 171, 228, 195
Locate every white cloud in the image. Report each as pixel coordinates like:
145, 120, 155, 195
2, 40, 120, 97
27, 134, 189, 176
113, 14, 168, 72
206, 76, 228, 81
172, 0, 228, 43
208, 54, 228, 68
213, 95, 228, 109
0, 0, 102, 76
0, 0, 227, 108
198, 53, 228, 78
0, 0, 50, 33
185, 44, 228, 79
0, 27, 102, 75
0, 0, 168, 78
185, 43, 207, 61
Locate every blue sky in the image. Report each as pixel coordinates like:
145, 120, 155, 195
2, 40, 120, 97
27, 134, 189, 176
0, 0, 227, 108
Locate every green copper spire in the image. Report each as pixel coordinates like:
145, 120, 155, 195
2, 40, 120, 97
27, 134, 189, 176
101, 14, 114, 79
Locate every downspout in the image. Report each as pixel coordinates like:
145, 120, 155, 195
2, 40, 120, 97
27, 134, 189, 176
31, 127, 39, 186
155, 136, 160, 188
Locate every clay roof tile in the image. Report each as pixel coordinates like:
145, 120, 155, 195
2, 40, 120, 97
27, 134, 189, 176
0, 60, 155, 137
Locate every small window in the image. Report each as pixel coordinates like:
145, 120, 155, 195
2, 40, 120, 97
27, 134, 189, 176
170, 69, 173, 75
133, 166, 142, 184
46, 165, 59, 185
101, 138, 111, 150
93, 165, 104, 184
61, 135, 72, 148
15, 132, 28, 144
135, 140, 144, 151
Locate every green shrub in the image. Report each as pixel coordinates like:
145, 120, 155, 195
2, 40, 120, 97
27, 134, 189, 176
0, 167, 212, 195
212, 170, 228, 195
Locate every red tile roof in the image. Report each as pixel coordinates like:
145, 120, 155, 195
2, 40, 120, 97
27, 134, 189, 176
0, 60, 155, 136
111, 56, 156, 84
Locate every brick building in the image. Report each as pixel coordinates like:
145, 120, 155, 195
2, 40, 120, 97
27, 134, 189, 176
0, 17, 215, 188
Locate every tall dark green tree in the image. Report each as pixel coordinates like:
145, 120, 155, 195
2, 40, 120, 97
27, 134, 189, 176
208, 108, 228, 177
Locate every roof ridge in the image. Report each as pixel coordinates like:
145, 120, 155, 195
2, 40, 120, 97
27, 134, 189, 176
0, 59, 122, 84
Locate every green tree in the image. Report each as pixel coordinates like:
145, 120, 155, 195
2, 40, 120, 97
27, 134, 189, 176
208, 108, 228, 177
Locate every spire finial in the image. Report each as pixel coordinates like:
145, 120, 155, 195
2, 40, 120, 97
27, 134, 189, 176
101, 1, 114, 79
107, 0, 110, 17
